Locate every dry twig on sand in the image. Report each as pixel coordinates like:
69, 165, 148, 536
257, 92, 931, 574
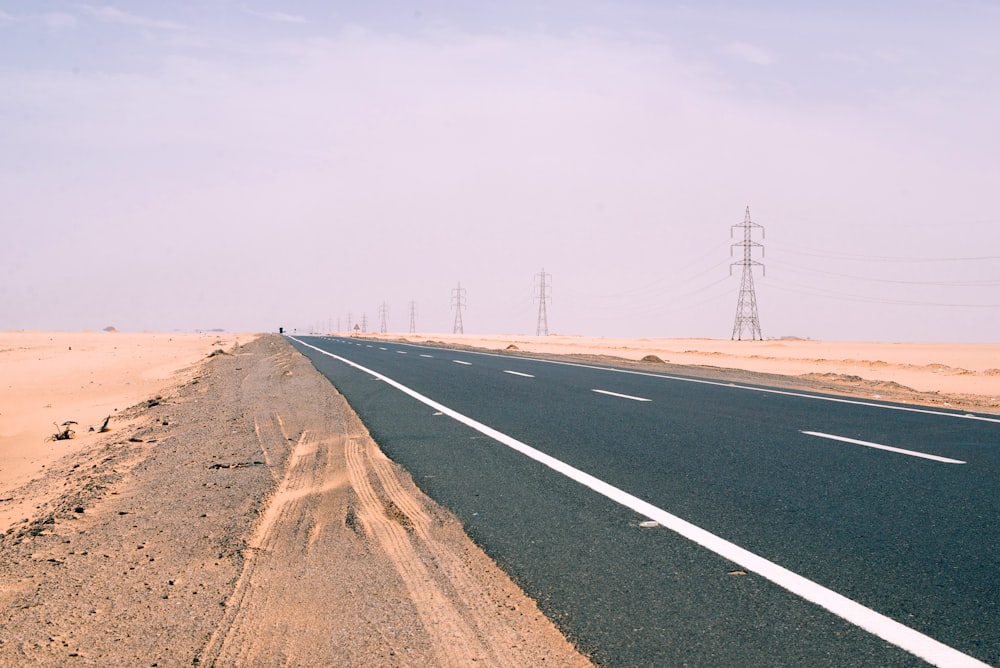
49, 420, 77, 441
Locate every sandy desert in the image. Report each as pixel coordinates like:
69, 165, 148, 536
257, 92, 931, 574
0, 332, 247, 531
2, 330, 998, 665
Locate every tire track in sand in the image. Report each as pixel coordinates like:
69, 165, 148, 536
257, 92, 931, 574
197, 339, 591, 667
198, 424, 328, 665
343, 434, 491, 666
360, 439, 551, 667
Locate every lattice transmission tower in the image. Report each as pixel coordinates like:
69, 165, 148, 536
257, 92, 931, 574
379, 302, 388, 334
408, 300, 417, 334
361, 313, 368, 334
451, 282, 467, 334
730, 206, 765, 340
534, 269, 551, 336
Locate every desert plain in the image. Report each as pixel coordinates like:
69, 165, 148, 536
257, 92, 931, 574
1, 330, 998, 665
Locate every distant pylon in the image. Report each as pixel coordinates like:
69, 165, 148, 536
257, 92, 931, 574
730, 206, 765, 340
534, 269, 551, 336
361, 313, 368, 334
408, 300, 417, 334
347, 312, 353, 335
451, 282, 467, 334
379, 302, 388, 334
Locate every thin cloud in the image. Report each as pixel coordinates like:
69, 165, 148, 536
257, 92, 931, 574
822, 50, 866, 66
724, 41, 774, 65
2, 11, 998, 339
41, 13, 79, 30
0, 10, 77, 29
79, 4, 188, 30
245, 8, 307, 24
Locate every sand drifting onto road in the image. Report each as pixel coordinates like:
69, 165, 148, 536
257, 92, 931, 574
366, 333, 1000, 413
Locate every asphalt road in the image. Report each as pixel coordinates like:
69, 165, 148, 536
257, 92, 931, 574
288, 335, 999, 667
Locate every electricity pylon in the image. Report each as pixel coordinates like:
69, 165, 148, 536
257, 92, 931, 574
408, 300, 417, 334
361, 313, 368, 334
379, 302, 388, 334
534, 269, 551, 336
730, 206, 765, 340
451, 282, 466, 334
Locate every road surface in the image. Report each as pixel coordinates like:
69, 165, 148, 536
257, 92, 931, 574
289, 335, 999, 667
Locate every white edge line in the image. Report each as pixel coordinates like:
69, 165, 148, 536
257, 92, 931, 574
289, 336, 988, 668
801, 431, 966, 464
503, 370, 535, 378
592, 388, 652, 402
366, 338, 1000, 424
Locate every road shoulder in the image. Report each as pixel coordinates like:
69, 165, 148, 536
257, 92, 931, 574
0, 334, 592, 666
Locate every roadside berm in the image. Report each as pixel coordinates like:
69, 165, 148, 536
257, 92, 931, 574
0, 335, 592, 667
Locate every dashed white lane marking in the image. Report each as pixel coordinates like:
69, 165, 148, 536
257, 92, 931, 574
374, 339, 1000, 424
592, 389, 652, 402
379, 347, 388, 350
420, 354, 434, 358
453, 360, 472, 366
503, 370, 535, 378
289, 335, 989, 668
801, 431, 966, 464
396, 351, 407, 354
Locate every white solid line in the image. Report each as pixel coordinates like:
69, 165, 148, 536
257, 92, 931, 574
453, 360, 472, 365
503, 370, 535, 378
381, 340, 1000, 424
801, 431, 966, 464
290, 336, 988, 668
592, 389, 652, 402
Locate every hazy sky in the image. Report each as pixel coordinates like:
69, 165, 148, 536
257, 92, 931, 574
2, 1, 998, 341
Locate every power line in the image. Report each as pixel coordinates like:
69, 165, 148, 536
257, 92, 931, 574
769, 242, 1000, 264
770, 260, 1000, 287
730, 206, 765, 341
587, 240, 732, 301
767, 278, 1000, 308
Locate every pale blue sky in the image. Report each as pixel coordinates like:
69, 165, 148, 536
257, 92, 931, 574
2, 1, 998, 340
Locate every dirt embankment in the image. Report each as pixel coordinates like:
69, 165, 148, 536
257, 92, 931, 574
0, 335, 592, 667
